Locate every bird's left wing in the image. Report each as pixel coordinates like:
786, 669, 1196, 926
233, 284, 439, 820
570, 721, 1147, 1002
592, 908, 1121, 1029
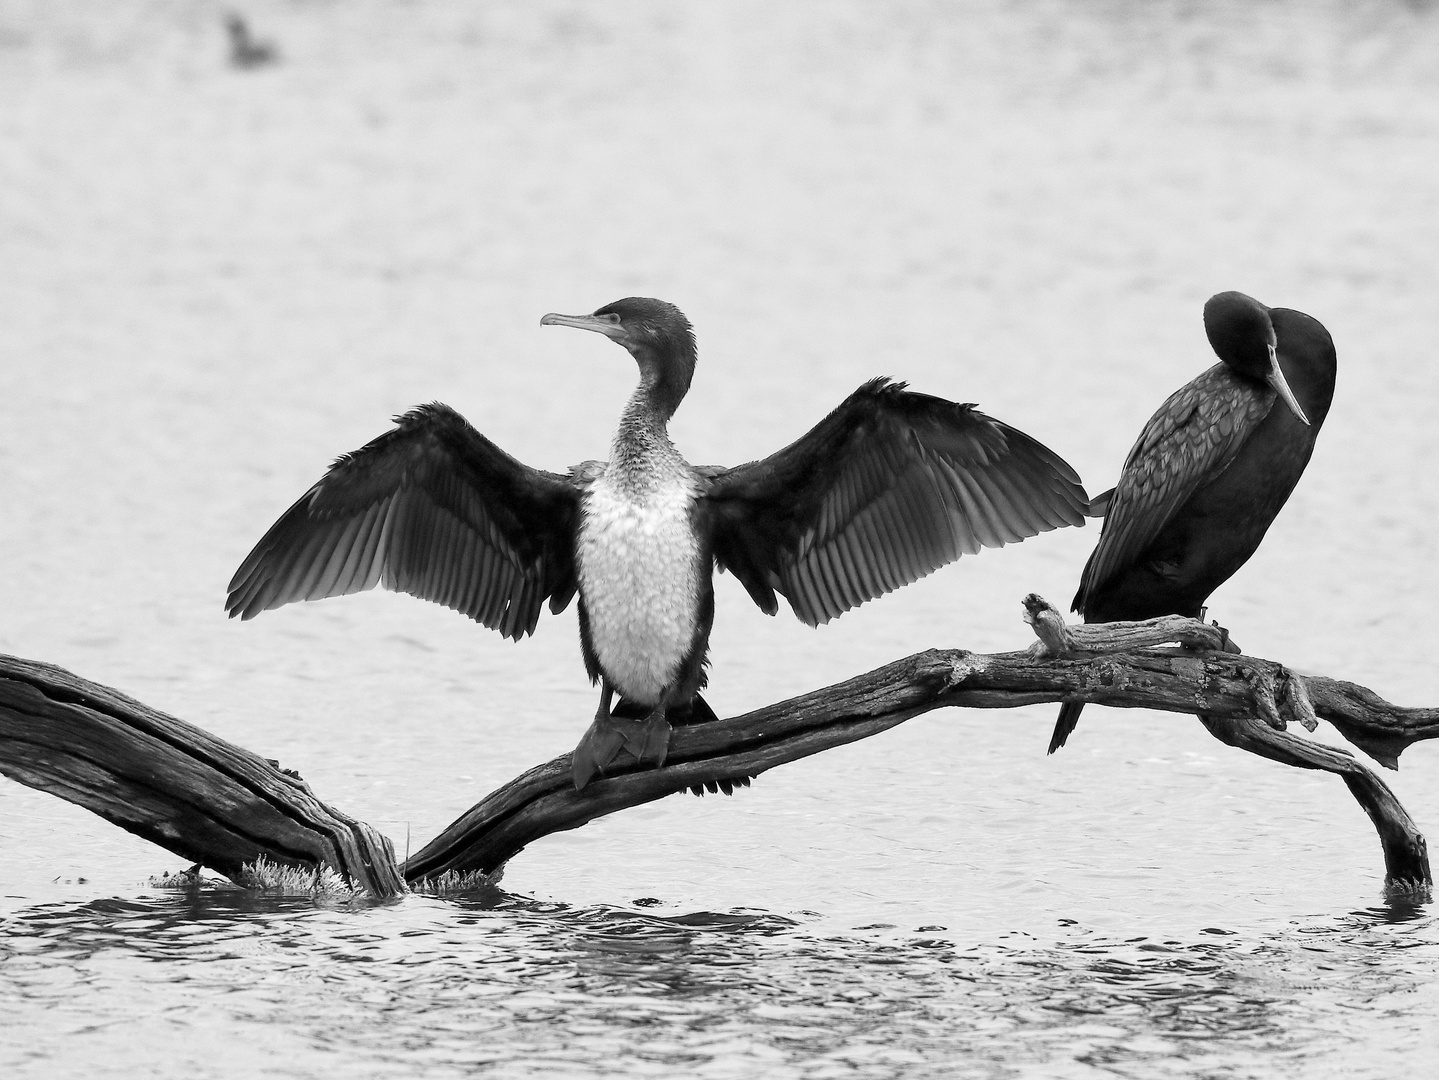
226, 403, 584, 640
699, 378, 1089, 626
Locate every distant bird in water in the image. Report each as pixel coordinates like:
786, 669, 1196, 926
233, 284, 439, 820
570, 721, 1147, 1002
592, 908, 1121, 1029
1049, 290, 1336, 754
225, 14, 278, 70
227, 298, 1090, 787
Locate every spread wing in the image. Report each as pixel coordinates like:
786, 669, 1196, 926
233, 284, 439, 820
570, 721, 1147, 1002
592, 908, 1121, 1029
1075, 363, 1275, 611
226, 403, 583, 640
700, 378, 1090, 626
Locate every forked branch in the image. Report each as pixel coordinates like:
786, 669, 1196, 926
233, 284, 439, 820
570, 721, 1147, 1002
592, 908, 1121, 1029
405, 597, 1434, 890
0, 596, 1433, 898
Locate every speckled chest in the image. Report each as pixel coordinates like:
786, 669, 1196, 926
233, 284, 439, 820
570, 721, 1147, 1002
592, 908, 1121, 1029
577, 459, 704, 704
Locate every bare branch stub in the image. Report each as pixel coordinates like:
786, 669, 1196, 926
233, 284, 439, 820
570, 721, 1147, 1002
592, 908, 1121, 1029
1022, 593, 1229, 657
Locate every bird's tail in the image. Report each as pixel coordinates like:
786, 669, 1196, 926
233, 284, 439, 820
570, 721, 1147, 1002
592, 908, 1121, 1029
668, 693, 720, 727
669, 693, 756, 798
1049, 701, 1085, 754
611, 694, 721, 725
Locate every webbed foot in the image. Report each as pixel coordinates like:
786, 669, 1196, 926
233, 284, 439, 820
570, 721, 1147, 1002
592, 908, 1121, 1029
626, 710, 671, 767
572, 716, 629, 789
570, 711, 673, 789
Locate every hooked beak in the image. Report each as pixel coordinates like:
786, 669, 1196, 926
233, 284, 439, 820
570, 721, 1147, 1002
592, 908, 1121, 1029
1265, 343, 1309, 426
539, 312, 628, 345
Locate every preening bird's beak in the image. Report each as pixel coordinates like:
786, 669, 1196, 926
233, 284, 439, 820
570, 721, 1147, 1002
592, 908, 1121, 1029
1266, 343, 1310, 425
540, 312, 628, 344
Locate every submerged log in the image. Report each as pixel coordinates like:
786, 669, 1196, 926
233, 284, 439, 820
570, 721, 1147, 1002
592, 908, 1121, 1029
1, 597, 1434, 897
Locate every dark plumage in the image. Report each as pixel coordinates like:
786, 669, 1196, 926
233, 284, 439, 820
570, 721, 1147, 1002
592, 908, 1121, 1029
1049, 291, 1337, 753
226, 298, 1091, 786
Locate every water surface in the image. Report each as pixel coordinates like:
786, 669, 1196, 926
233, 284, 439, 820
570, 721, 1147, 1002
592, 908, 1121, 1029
3, 1, 1439, 1075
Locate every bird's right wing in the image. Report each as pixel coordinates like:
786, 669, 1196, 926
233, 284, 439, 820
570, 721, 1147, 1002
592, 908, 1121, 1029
226, 403, 583, 640
1076, 363, 1274, 608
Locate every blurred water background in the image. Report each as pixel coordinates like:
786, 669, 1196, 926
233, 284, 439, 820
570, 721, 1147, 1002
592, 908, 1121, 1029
4, 1, 1439, 1076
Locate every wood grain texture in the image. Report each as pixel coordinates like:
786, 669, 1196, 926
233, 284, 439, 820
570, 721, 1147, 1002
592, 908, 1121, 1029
405, 599, 1436, 890
0, 656, 405, 897
3, 596, 1434, 897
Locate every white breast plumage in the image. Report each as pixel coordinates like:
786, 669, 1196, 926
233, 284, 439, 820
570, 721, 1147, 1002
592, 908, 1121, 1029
578, 469, 703, 705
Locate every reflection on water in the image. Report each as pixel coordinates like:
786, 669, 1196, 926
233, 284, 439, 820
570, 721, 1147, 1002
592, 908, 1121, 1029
3, 888, 1436, 1078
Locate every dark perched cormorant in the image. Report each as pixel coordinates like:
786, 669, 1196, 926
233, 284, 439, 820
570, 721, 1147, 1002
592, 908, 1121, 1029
1048, 290, 1336, 754
226, 298, 1090, 787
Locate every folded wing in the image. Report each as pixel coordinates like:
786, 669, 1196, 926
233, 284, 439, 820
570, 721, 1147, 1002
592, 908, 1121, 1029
701, 378, 1090, 626
1075, 364, 1275, 611
226, 403, 582, 640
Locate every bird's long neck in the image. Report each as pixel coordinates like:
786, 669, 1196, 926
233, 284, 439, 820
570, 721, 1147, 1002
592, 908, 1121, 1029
607, 386, 686, 494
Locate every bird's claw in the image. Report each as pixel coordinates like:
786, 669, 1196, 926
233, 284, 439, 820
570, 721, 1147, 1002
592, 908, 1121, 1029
570, 714, 672, 789
1211, 620, 1242, 655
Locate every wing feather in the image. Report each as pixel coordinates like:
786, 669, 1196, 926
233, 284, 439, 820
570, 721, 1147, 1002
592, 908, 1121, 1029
435, 512, 462, 608
953, 471, 1006, 548
814, 545, 846, 612
933, 463, 983, 556
226, 403, 581, 640
291, 526, 344, 600
877, 484, 925, 581
971, 469, 1031, 543
1075, 364, 1276, 611
841, 527, 880, 600
705, 378, 1088, 625
848, 507, 891, 595
474, 536, 505, 622
314, 513, 365, 597
335, 500, 385, 595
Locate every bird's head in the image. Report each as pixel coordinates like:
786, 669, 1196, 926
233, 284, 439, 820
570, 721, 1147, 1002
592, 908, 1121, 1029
1203, 291, 1309, 426
541, 297, 697, 420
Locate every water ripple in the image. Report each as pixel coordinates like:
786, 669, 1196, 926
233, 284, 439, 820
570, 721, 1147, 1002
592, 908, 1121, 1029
2, 888, 1435, 1078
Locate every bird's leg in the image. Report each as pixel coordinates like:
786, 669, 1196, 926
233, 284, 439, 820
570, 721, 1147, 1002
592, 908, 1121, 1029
572, 680, 627, 789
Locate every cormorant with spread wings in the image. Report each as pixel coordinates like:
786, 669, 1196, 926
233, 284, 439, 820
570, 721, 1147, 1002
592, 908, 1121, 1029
228, 298, 1090, 787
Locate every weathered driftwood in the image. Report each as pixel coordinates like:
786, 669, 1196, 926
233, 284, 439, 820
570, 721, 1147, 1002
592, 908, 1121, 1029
2, 596, 1434, 897
1018, 594, 1439, 769
405, 597, 1435, 890
0, 655, 405, 897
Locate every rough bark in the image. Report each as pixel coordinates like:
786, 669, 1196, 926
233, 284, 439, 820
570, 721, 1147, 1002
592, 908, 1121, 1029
1, 596, 1433, 897
0, 655, 405, 898
403, 598, 1434, 891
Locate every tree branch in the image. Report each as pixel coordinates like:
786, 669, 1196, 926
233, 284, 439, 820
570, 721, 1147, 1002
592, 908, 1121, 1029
1, 596, 1432, 897
0, 655, 405, 898
406, 597, 1435, 892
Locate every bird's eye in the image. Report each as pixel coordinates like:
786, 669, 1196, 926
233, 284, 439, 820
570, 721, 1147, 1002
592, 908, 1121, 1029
603, 313, 622, 324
